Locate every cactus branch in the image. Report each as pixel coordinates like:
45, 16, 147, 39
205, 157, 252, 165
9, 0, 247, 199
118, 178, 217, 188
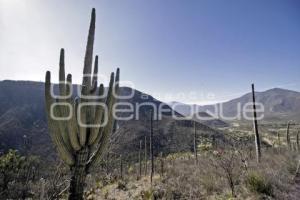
45, 71, 75, 165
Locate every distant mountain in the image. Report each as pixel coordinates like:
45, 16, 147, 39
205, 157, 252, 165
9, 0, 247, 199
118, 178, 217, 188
171, 88, 300, 122
194, 112, 229, 128
168, 101, 229, 127
168, 101, 197, 116
0, 80, 222, 162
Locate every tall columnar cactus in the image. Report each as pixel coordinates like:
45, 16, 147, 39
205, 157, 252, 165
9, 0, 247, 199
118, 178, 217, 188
44, 9, 120, 200
297, 131, 299, 152
159, 152, 164, 176
286, 121, 291, 150
149, 109, 154, 184
106, 151, 110, 175
120, 155, 123, 179
193, 121, 198, 164
251, 84, 261, 163
139, 140, 142, 179
144, 136, 147, 175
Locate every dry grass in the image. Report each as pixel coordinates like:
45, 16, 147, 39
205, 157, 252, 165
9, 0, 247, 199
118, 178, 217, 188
85, 147, 299, 200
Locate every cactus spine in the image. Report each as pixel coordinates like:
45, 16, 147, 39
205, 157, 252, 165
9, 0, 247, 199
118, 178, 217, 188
251, 84, 261, 163
44, 9, 120, 200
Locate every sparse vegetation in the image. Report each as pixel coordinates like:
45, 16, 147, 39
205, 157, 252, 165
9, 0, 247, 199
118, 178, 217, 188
1, 4, 300, 200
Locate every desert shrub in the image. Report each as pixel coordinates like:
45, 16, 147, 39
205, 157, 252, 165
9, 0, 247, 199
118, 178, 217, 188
201, 175, 219, 194
141, 189, 154, 200
199, 142, 212, 152
208, 149, 243, 197
245, 172, 273, 196
117, 180, 127, 191
0, 149, 40, 199
285, 158, 298, 175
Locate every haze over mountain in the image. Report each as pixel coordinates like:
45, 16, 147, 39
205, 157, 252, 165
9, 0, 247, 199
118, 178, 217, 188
170, 88, 300, 122
168, 102, 228, 128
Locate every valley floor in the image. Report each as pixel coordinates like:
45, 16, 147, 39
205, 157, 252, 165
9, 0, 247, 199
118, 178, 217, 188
84, 149, 300, 200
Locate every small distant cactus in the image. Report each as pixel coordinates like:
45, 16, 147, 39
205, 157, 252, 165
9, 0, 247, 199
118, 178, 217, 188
44, 9, 119, 200
297, 132, 299, 152
149, 109, 154, 184
120, 155, 123, 179
251, 84, 261, 163
277, 132, 280, 145
39, 178, 45, 200
193, 120, 198, 164
139, 140, 142, 179
159, 152, 164, 176
144, 136, 148, 175
286, 121, 291, 150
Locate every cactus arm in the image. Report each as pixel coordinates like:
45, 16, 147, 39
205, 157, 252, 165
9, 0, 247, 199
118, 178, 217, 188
89, 55, 99, 129
88, 84, 105, 145
90, 55, 98, 94
66, 74, 81, 151
79, 8, 96, 146
45, 71, 75, 166
56, 49, 73, 150
59, 48, 66, 96
79, 95, 87, 147
115, 68, 120, 90
81, 8, 95, 95
88, 70, 119, 169
90, 72, 115, 147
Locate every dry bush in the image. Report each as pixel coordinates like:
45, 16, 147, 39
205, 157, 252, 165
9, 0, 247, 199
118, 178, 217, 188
149, 147, 299, 200
245, 171, 273, 196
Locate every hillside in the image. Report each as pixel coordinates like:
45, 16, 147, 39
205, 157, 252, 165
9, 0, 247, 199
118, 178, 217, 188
0, 80, 222, 161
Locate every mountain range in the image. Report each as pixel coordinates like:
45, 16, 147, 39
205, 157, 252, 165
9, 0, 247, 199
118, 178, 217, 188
0, 80, 223, 162
169, 88, 300, 122
0, 80, 299, 163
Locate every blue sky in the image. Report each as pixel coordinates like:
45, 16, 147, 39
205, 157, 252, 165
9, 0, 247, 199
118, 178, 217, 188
0, 0, 300, 104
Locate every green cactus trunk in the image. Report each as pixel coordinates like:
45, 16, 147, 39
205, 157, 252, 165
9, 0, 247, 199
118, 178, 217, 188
68, 147, 89, 200
44, 8, 120, 200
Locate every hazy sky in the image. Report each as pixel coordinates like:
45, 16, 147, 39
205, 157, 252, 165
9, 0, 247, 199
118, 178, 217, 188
1, 0, 300, 104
